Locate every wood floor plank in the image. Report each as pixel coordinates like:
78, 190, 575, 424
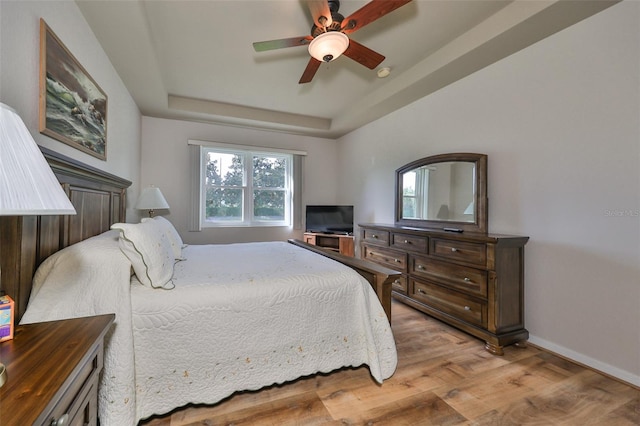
317, 372, 430, 420
344, 391, 467, 426
430, 386, 494, 421
140, 301, 640, 425
606, 398, 640, 424
199, 391, 336, 426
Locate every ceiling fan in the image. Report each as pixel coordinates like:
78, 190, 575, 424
253, 0, 412, 84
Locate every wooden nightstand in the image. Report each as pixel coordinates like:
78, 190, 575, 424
0, 314, 114, 425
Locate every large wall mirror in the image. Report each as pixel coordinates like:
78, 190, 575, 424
395, 153, 488, 233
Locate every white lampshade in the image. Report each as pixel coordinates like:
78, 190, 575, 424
136, 185, 169, 217
0, 103, 76, 215
308, 31, 349, 62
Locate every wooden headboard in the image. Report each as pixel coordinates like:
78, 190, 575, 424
0, 147, 131, 324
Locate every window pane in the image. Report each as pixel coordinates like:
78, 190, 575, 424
253, 155, 286, 188
205, 188, 243, 221
403, 196, 417, 218
206, 152, 243, 187
403, 171, 416, 196
253, 189, 284, 221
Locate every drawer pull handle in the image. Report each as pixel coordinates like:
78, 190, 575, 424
404, 239, 411, 244
372, 234, 378, 238
418, 289, 426, 295
417, 264, 424, 270
52, 414, 70, 426
464, 306, 471, 311
463, 277, 471, 282
451, 247, 459, 252
393, 279, 401, 285
394, 258, 400, 263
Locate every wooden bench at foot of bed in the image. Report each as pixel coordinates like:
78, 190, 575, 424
288, 239, 399, 322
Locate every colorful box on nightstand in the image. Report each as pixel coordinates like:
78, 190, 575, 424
0, 295, 15, 342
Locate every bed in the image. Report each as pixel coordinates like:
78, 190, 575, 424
0, 148, 400, 425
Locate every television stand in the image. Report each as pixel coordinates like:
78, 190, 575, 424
304, 232, 354, 257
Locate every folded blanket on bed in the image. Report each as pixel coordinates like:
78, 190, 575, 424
20, 230, 137, 425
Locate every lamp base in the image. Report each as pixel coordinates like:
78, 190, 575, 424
0, 363, 6, 388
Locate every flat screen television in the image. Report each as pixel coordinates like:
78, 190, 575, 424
305, 205, 354, 235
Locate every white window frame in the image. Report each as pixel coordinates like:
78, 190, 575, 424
188, 140, 307, 231
402, 168, 430, 219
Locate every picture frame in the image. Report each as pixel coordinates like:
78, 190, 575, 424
39, 19, 107, 160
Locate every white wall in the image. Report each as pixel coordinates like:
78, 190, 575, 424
337, 2, 640, 386
141, 116, 339, 244
0, 0, 141, 219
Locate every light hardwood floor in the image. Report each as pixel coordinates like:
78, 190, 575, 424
140, 300, 639, 425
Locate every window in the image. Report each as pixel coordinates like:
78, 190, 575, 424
200, 147, 293, 227
402, 167, 429, 219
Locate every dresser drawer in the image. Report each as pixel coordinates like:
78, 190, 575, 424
410, 255, 487, 298
391, 233, 428, 252
362, 229, 390, 245
48, 341, 103, 426
391, 274, 408, 293
430, 238, 486, 267
69, 380, 98, 426
362, 245, 406, 271
411, 279, 487, 327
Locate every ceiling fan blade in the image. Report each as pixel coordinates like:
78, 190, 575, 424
299, 57, 322, 84
253, 36, 313, 52
343, 39, 385, 69
341, 0, 412, 35
307, 0, 332, 28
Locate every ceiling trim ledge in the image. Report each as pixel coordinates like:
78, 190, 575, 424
168, 95, 331, 130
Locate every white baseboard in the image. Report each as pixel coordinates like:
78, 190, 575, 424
528, 335, 640, 388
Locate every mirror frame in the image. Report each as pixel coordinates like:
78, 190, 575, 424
395, 153, 488, 233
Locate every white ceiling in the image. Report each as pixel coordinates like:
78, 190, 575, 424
76, 0, 618, 139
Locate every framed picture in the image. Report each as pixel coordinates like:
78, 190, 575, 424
39, 19, 107, 160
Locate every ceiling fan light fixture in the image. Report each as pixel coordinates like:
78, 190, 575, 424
308, 31, 349, 62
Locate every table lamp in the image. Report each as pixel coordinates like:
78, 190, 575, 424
135, 185, 169, 217
0, 102, 77, 388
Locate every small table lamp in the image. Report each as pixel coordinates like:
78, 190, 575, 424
136, 185, 169, 217
0, 103, 77, 388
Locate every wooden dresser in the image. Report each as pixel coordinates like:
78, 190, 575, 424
360, 223, 528, 354
0, 314, 114, 425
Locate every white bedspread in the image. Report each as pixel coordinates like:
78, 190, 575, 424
21, 235, 397, 425
131, 241, 397, 421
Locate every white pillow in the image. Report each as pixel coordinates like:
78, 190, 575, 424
142, 216, 185, 260
110, 221, 175, 288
